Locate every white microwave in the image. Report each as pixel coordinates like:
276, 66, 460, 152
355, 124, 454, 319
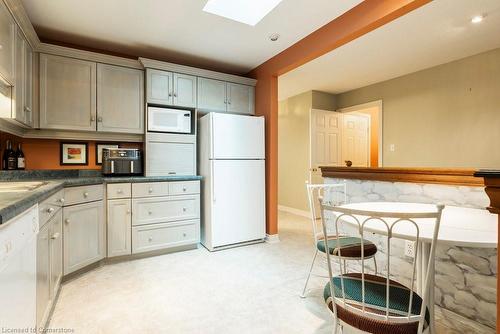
147, 107, 192, 134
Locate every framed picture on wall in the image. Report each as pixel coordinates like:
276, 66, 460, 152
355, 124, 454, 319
60, 142, 88, 165
96, 143, 119, 165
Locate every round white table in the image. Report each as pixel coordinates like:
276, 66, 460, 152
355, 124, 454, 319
336, 202, 498, 333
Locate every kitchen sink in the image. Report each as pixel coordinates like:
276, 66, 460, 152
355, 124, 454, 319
0, 181, 49, 193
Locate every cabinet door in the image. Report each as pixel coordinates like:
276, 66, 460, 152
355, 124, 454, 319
197, 77, 226, 112
39, 54, 97, 131
146, 69, 172, 105
146, 140, 196, 176
173, 73, 196, 108
0, 1, 15, 84
49, 210, 62, 299
107, 199, 132, 257
97, 64, 144, 133
63, 201, 105, 275
24, 42, 33, 127
36, 224, 51, 328
227, 83, 255, 115
13, 29, 25, 124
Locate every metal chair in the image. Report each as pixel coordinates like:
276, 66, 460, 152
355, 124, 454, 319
319, 200, 444, 334
301, 183, 378, 298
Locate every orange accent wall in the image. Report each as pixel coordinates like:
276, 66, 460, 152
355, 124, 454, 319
0, 131, 141, 170
248, 0, 431, 236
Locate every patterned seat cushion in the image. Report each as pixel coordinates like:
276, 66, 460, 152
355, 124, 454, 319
323, 273, 429, 334
316, 236, 377, 258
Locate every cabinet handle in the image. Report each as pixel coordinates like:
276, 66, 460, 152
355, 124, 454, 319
47, 207, 55, 213
117, 189, 123, 194
83, 192, 89, 198
51, 232, 60, 240
228, 100, 231, 105
173, 92, 177, 97
97, 116, 103, 122
65, 219, 70, 224
59, 198, 65, 204
183, 233, 187, 237
148, 237, 153, 242
224, 99, 227, 104
148, 188, 153, 193
182, 207, 187, 212
182, 187, 187, 192
148, 210, 152, 215
168, 92, 172, 97
24, 106, 32, 113
126, 209, 131, 214
91, 115, 95, 122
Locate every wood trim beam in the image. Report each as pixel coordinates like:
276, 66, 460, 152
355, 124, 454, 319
321, 167, 483, 186
248, 0, 436, 237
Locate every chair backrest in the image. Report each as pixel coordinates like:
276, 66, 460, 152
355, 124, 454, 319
319, 200, 444, 333
305, 182, 346, 243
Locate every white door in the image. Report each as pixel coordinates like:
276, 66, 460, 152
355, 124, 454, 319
39, 54, 97, 131
147, 68, 173, 105
211, 160, 265, 247
310, 109, 342, 184
63, 201, 105, 275
97, 63, 144, 133
107, 199, 132, 257
211, 113, 265, 159
342, 113, 370, 167
227, 83, 254, 115
173, 73, 196, 108
197, 77, 226, 112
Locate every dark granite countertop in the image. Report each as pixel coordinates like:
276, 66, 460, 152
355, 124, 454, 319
0, 170, 202, 225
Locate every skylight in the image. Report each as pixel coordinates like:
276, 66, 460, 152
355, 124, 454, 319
203, 0, 283, 26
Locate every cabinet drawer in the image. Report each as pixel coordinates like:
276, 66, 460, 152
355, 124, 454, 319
132, 220, 199, 254
63, 185, 103, 206
132, 195, 199, 226
132, 182, 169, 198
168, 181, 200, 195
107, 183, 131, 199
38, 190, 64, 228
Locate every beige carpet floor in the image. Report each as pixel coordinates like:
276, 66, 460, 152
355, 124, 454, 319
47, 211, 493, 334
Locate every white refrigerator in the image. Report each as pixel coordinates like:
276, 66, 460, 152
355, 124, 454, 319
198, 113, 266, 251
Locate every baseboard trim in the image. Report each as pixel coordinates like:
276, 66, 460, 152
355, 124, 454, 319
265, 233, 280, 243
278, 205, 311, 218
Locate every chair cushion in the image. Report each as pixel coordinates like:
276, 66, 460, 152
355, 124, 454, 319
323, 273, 429, 334
316, 236, 377, 258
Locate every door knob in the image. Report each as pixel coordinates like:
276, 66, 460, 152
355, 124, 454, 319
47, 207, 55, 213
65, 219, 70, 224
148, 188, 153, 193
51, 233, 60, 240
83, 192, 89, 198
97, 116, 103, 122
117, 189, 123, 194
59, 198, 65, 204
91, 115, 95, 122
148, 237, 153, 242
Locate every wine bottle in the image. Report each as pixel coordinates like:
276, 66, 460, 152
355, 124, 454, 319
1, 142, 6, 170
16, 143, 25, 170
5, 140, 16, 170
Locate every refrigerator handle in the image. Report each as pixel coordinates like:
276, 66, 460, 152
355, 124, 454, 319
211, 160, 216, 203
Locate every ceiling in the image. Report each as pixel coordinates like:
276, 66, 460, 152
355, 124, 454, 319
278, 0, 500, 100
21, 0, 362, 75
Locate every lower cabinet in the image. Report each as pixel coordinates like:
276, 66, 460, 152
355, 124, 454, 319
63, 200, 105, 275
107, 198, 132, 257
36, 209, 63, 328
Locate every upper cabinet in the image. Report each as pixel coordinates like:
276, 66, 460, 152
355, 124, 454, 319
97, 63, 144, 134
13, 29, 33, 127
146, 69, 196, 108
0, 1, 15, 84
197, 78, 226, 112
39, 53, 145, 133
39, 54, 97, 131
226, 82, 254, 115
198, 78, 255, 115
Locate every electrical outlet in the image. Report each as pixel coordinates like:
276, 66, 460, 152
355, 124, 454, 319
404, 240, 416, 258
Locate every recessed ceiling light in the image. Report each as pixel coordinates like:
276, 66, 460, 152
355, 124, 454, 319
203, 0, 283, 26
471, 15, 484, 24
269, 33, 280, 42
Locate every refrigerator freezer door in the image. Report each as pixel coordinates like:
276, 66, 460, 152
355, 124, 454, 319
211, 159, 265, 248
211, 113, 265, 159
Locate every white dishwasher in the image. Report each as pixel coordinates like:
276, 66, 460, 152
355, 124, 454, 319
0, 205, 38, 330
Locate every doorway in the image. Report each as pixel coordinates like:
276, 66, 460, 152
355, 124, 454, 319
309, 100, 382, 183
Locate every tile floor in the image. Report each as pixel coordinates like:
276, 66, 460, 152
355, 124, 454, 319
47, 211, 494, 334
